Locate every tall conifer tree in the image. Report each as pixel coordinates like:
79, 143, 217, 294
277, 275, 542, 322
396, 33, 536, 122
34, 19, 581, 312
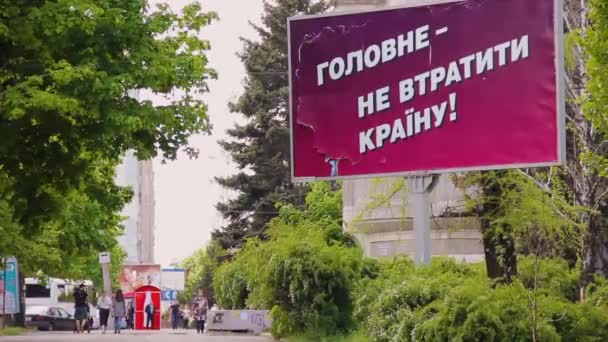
215, 0, 328, 249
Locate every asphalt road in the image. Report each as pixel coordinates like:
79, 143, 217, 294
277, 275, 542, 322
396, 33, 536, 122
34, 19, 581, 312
0, 330, 273, 342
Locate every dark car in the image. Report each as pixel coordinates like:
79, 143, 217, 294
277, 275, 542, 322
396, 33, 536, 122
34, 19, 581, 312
25, 305, 75, 331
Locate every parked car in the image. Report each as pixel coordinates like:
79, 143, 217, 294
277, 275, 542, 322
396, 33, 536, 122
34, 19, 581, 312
25, 305, 75, 331
56, 302, 99, 330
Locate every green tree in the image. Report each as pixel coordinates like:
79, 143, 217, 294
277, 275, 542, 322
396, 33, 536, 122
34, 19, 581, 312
214, 182, 363, 339
454, 170, 583, 284
180, 241, 225, 305
578, 0, 608, 288
214, 0, 328, 249
0, 1, 215, 278
0, 0, 216, 234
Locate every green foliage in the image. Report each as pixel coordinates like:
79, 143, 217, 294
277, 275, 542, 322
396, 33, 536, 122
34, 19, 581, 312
212, 256, 248, 309
213, 182, 363, 339
1, 0, 216, 229
0, 327, 31, 336
214, 0, 328, 249
517, 257, 579, 302
181, 241, 225, 305
288, 330, 371, 342
354, 257, 608, 342
454, 170, 583, 280
0, 0, 215, 278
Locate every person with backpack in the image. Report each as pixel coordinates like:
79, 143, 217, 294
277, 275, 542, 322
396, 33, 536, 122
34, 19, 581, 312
112, 290, 126, 334
73, 284, 89, 334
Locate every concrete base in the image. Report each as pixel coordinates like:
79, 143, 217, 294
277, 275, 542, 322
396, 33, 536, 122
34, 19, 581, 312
205, 310, 271, 334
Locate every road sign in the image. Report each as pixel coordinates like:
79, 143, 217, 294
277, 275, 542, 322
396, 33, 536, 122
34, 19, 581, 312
98, 252, 110, 264
161, 290, 178, 302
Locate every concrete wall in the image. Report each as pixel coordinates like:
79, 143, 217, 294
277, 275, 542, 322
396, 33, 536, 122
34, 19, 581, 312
335, 0, 483, 261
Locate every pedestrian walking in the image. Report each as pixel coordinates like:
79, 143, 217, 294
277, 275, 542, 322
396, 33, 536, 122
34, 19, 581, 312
112, 289, 126, 334
191, 290, 208, 334
181, 309, 190, 329
97, 291, 112, 334
73, 283, 89, 334
127, 301, 135, 330
170, 301, 180, 330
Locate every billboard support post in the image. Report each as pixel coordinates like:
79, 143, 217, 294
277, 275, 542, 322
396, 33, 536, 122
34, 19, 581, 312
408, 175, 438, 265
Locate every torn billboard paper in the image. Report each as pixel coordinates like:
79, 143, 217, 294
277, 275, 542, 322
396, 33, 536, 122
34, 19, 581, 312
288, 0, 565, 181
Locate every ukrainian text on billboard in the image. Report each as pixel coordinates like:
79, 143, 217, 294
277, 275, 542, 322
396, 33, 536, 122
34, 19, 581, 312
289, 0, 564, 180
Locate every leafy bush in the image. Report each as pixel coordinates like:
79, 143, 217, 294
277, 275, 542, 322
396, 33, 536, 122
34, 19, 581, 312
517, 257, 579, 301
213, 182, 366, 339
354, 258, 485, 342
213, 259, 248, 309
354, 257, 608, 342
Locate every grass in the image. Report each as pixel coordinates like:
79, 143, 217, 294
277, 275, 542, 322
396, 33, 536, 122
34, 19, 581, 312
288, 331, 371, 342
0, 327, 32, 336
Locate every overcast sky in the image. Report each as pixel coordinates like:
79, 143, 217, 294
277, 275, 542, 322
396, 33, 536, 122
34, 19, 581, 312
152, 0, 265, 266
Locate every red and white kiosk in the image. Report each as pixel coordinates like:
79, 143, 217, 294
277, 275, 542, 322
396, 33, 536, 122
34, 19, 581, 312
133, 285, 161, 330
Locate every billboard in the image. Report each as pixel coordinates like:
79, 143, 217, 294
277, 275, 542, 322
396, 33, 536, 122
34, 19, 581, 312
119, 264, 161, 295
0, 257, 20, 314
161, 268, 185, 291
288, 0, 565, 181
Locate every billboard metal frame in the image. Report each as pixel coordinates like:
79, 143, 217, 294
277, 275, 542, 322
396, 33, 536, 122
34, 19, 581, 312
287, 0, 565, 182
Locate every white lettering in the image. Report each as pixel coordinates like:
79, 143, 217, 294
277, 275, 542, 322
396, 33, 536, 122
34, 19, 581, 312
358, 92, 374, 118
415, 25, 430, 50
476, 48, 494, 74
391, 118, 406, 143
494, 41, 511, 66
414, 109, 431, 134
359, 128, 375, 153
459, 54, 475, 79
329, 57, 346, 80
399, 79, 414, 103
397, 31, 414, 56
376, 86, 391, 112
432, 102, 447, 127
381, 38, 397, 63
406, 110, 414, 136
316, 62, 329, 86
414, 71, 431, 96
345, 50, 364, 75
511, 35, 529, 62
430, 66, 446, 92
375, 124, 391, 148
364, 44, 381, 68
445, 61, 462, 86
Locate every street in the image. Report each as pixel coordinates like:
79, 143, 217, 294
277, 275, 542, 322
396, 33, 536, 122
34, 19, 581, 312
0, 330, 273, 342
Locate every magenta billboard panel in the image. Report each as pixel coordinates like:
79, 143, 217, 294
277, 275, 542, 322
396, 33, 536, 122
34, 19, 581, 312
288, 0, 564, 181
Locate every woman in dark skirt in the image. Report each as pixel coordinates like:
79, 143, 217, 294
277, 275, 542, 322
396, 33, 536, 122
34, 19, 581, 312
73, 284, 89, 334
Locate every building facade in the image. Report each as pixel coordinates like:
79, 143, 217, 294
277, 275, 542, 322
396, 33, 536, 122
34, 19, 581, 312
115, 151, 156, 264
335, 0, 484, 261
